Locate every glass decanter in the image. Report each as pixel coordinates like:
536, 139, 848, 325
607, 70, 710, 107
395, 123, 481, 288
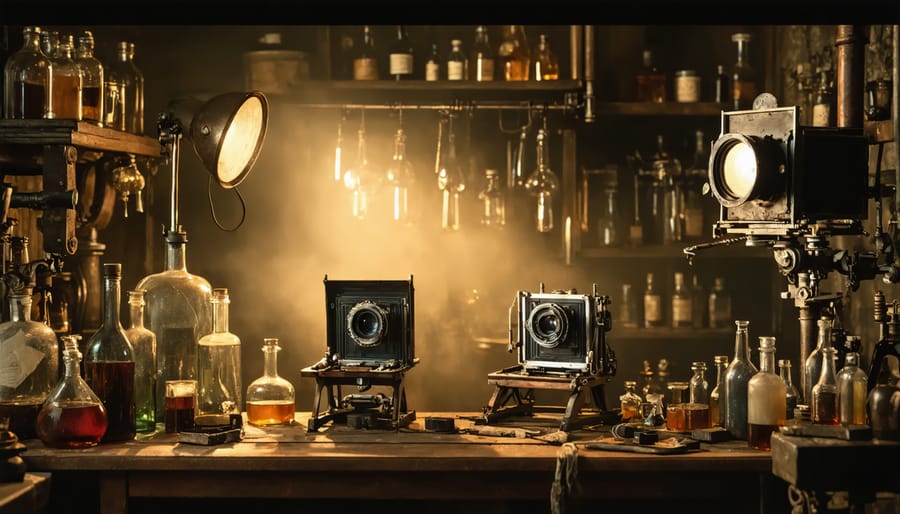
36, 335, 107, 448
524, 120, 559, 233
246, 338, 295, 426
196, 288, 242, 426
125, 289, 156, 434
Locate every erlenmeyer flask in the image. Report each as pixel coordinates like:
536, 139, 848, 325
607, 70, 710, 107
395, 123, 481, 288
524, 118, 558, 233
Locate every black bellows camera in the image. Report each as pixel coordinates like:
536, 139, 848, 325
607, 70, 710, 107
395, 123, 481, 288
324, 276, 414, 369
512, 284, 615, 377
708, 105, 869, 238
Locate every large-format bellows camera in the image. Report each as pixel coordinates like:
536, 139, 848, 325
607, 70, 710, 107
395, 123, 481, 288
708, 105, 868, 238
512, 284, 615, 376
324, 276, 414, 369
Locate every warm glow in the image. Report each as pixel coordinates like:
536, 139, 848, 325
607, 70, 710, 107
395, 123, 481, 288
722, 141, 758, 200
217, 96, 265, 185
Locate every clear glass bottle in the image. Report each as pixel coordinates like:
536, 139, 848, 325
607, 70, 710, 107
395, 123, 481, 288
84, 263, 136, 443
690, 274, 706, 329
523, 123, 559, 233
498, 25, 530, 81
125, 290, 156, 434
708, 277, 732, 329
353, 25, 379, 81
836, 351, 867, 426
36, 335, 107, 448
470, 25, 494, 82
619, 380, 642, 422
4, 26, 51, 119
48, 34, 82, 120
620, 283, 639, 329
731, 33, 756, 110
636, 49, 666, 103
643, 272, 663, 328
596, 185, 619, 247
388, 25, 414, 80
447, 39, 466, 81
38, 30, 59, 118
74, 31, 104, 125
714, 63, 730, 105
533, 34, 559, 81
811, 347, 839, 425
721, 320, 759, 440
748, 336, 786, 450
811, 68, 835, 127
687, 361, 711, 430
386, 125, 415, 225
478, 168, 506, 227
437, 118, 466, 231
344, 112, 379, 221
683, 130, 708, 242
246, 338, 295, 426
135, 229, 212, 428
671, 271, 692, 328
197, 288, 242, 426
665, 381, 689, 431
709, 354, 729, 426
0, 290, 59, 440
867, 359, 900, 440
105, 41, 144, 133
424, 43, 441, 82
778, 359, 800, 422
804, 316, 834, 406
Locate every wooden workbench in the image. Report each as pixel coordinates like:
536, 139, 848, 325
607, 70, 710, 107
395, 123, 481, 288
21, 412, 781, 514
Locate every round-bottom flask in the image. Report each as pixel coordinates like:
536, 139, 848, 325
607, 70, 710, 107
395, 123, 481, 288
245, 338, 295, 426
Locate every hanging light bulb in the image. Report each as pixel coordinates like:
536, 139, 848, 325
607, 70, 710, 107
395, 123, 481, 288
385, 109, 415, 224
343, 111, 379, 220
436, 113, 466, 231
333, 111, 344, 182
524, 114, 559, 233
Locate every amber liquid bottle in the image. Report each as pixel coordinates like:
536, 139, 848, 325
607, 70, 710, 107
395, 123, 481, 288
747, 337, 786, 450
246, 338, 295, 426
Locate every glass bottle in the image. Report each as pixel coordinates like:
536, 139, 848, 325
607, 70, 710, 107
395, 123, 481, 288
533, 34, 559, 81
38, 30, 59, 115
748, 336, 786, 450
636, 49, 666, 103
246, 338, 295, 426
709, 354, 729, 426
498, 25, 530, 81
36, 335, 107, 448
477, 168, 506, 227
721, 320, 759, 440
344, 112, 379, 221
523, 123, 559, 233
714, 64, 730, 105
386, 124, 415, 225
811, 68, 835, 128
0, 290, 59, 440
424, 43, 441, 82
105, 41, 144, 133
804, 316, 834, 405
620, 283, 639, 329
437, 117, 466, 231
683, 130, 708, 242
196, 288, 242, 426
867, 359, 900, 440
811, 347, 839, 425
353, 26, 379, 81
690, 274, 706, 329
708, 277, 732, 329
135, 229, 212, 428
447, 39, 466, 81
75, 30, 104, 125
666, 381, 688, 431
619, 380, 642, 422
778, 359, 800, 422
388, 25, 414, 80
48, 34, 82, 120
643, 272, 663, 328
470, 25, 494, 82
3, 26, 51, 119
731, 33, 756, 110
686, 361, 711, 430
836, 351, 867, 426
671, 271, 692, 328
596, 185, 619, 247
125, 290, 156, 434
84, 263, 136, 443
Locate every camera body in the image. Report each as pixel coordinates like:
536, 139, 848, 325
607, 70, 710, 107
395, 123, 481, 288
708, 106, 869, 238
514, 286, 615, 376
324, 276, 414, 369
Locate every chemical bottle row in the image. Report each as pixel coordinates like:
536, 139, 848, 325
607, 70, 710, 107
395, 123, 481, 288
618, 272, 732, 330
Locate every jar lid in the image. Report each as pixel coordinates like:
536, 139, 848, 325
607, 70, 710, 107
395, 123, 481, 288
675, 69, 698, 77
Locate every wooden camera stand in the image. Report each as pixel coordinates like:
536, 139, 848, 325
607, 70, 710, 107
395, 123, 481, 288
300, 364, 416, 432
482, 364, 614, 432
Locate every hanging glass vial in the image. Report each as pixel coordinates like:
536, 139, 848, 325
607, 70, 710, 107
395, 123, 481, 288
804, 316, 834, 406
836, 350, 867, 426
246, 338, 295, 426
436, 115, 466, 231
709, 354, 729, 426
84, 263, 136, 442
125, 290, 156, 434
778, 359, 800, 422
524, 117, 559, 233
811, 347, 839, 425
74, 30, 104, 126
477, 168, 506, 227
867, 359, 900, 440
0, 289, 59, 440
721, 320, 758, 440
196, 288, 242, 426
385, 113, 415, 225
3, 25, 51, 120
747, 336, 786, 450
343, 111, 380, 221
36, 335, 107, 448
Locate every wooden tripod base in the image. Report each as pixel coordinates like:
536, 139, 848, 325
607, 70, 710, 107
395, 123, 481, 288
482, 364, 615, 432
300, 365, 416, 432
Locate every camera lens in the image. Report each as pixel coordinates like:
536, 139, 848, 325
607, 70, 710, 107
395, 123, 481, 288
346, 301, 388, 347
527, 303, 568, 348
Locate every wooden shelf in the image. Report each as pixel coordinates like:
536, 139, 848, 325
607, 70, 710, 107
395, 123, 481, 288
0, 119, 161, 158
580, 244, 773, 260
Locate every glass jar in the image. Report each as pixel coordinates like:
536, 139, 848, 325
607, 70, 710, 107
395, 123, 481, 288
665, 381, 688, 431
0, 291, 60, 440
836, 351, 867, 426
709, 354, 729, 426
36, 335, 107, 448
125, 290, 156, 434
619, 380, 642, 423
721, 320, 759, 440
74, 30, 104, 125
498, 25, 530, 81
246, 338, 295, 426
196, 288, 242, 426
778, 359, 800, 422
811, 347, 839, 425
3, 25, 50, 119
674, 69, 700, 102
747, 336, 786, 450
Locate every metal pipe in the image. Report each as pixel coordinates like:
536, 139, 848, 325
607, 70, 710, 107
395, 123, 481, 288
836, 25, 866, 128
584, 25, 595, 123
894, 25, 899, 219
288, 103, 572, 111
570, 25, 583, 81
169, 134, 181, 232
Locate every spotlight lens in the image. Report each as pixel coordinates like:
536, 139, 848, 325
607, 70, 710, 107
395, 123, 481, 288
722, 142, 758, 199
